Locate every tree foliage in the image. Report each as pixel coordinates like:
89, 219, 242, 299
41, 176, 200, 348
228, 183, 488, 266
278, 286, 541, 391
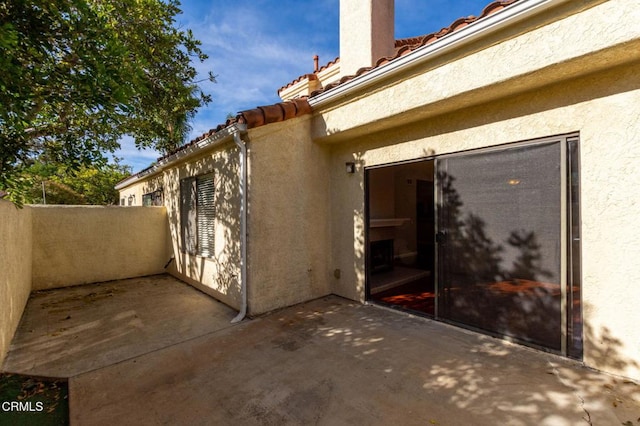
23, 159, 132, 205
0, 0, 214, 204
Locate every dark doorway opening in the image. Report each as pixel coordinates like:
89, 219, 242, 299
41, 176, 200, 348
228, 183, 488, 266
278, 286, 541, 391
367, 161, 436, 316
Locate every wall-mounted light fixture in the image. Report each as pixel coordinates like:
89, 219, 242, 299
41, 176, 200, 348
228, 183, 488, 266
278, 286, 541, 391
128, 195, 134, 206
345, 162, 356, 174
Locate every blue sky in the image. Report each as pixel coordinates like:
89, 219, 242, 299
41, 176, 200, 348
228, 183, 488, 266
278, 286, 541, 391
114, 0, 493, 171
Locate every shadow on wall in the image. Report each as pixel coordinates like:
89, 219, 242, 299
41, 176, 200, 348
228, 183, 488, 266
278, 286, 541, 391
351, 151, 366, 300
436, 169, 566, 350
163, 145, 242, 307
350, 148, 435, 300
269, 299, 640, 424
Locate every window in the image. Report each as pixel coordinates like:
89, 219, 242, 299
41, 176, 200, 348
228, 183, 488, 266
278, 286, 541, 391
180, 173, 215, 257
142, 189, 163, 206
120, 198, 125, 206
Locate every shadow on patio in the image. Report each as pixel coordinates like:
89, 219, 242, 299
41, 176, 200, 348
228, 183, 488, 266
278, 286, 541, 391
6, 286, 637, 425
2, 275, 237, 379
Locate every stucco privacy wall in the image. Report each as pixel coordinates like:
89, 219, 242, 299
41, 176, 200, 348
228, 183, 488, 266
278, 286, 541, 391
246, 117, 332, 315
31, 206, 170, 290
0, 201, 32, 366
327, 60, 640, 380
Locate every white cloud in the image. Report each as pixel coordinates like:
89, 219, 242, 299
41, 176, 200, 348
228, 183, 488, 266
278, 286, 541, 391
178, 0, 339, 142
117, 0, 490, 172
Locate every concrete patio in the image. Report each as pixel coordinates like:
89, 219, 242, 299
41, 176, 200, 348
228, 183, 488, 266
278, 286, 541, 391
2, 275, 640, 425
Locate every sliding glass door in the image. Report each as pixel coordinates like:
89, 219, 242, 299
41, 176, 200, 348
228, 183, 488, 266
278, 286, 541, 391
436, 141, 565, 351
364, 135, 582, 356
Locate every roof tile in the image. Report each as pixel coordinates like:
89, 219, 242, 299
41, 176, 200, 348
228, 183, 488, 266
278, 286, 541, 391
121, 0, 520, 182
154, 98, 312, 163
309, 0, 519, 98
277, 57, 340, 94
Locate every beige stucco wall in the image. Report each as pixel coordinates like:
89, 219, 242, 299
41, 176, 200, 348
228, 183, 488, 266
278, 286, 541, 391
326, 59, 640, 380
111, 0, 640, 379
246, 117, 332, 315
165, 143, 243, 310
315, 0, 640, 380
0, 201, 32, 366
313, 0, 640, 143
339, 0, 394, 77
119, 142, 243, 310
31, 206, 171, 289
119, 119, 333, 316
118, 174, 164, 206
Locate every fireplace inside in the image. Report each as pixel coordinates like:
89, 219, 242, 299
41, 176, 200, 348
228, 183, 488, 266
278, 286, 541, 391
370, 239, 394, 274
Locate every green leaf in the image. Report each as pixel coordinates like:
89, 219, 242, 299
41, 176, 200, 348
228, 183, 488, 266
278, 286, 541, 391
0, 0, 213, 203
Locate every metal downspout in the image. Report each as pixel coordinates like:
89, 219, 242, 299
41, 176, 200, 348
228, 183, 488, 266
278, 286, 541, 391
231, 128, 248, 323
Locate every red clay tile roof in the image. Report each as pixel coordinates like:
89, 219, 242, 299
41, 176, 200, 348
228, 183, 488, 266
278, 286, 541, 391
308, 0, 519, 98
278, 57, 340, 95
158, 98, 311, 161
122, 0, 519, 181
118, 98, 312, 184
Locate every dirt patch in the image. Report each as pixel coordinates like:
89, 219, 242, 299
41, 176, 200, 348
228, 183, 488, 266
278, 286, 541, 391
0, 373, 68, 425
39, 287, 125, 307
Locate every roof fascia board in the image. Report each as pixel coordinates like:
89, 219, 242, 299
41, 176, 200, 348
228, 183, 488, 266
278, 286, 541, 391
308, 0, 570, 108
115, 123, 248, 190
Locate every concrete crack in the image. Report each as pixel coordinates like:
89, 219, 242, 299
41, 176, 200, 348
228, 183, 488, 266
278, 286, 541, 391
576, 392, 593, 426
547, 360, 593, 426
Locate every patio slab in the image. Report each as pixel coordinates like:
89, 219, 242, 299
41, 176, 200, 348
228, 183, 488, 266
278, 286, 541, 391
2, 274, 237, 378
68, 296, 640, 426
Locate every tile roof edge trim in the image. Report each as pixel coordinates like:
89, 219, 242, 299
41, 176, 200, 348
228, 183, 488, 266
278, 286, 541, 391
309, 0, 569, 108
115, 123, 247, 190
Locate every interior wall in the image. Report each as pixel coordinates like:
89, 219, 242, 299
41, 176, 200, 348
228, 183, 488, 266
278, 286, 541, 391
368, 167, 395, 218
393, 162, 432, 259
328, 62, 640, 380
0, 201, 32, 366
368, 162, 432, 261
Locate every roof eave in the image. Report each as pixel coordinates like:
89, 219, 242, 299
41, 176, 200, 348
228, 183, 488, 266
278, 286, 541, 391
308, 0, 570, 108
115, 123, 248, 190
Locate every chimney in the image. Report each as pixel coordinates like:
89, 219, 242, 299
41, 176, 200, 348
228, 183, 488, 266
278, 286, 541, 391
339, 0, 395, 77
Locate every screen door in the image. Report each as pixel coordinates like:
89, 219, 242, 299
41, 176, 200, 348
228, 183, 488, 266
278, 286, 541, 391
436, 142, 562, 350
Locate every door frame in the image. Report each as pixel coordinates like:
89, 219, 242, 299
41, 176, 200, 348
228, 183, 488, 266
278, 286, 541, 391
364, 132, 582, 358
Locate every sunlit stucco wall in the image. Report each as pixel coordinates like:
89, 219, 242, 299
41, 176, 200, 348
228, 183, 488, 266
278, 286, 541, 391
118, 174, 164, 206
31, 206, 170, 289
0, 201, 32, 366
164, 143, 243, 310
118, 143, 243, 310
321, 0, 640, 381
246, 117, 332, 315
117, 118, 333, 316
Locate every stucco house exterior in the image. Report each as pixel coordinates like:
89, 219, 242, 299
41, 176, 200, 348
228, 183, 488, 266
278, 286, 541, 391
116, 0, 640, 382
